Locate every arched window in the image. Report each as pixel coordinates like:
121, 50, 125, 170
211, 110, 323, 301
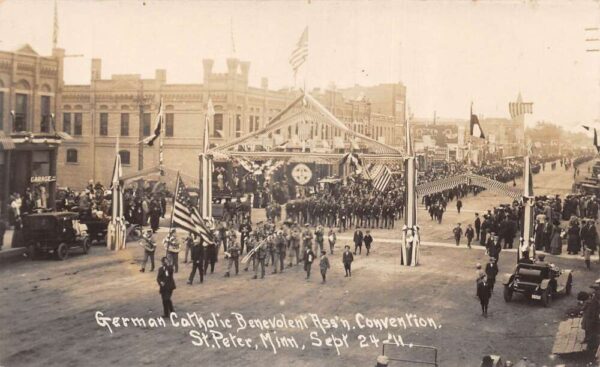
119, 150, 130, 165
66, 149, 78, 163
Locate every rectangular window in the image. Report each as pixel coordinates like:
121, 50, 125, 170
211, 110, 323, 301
142, 113, 151, 137
248, 116, 254, 133
213, 113, 223, 137
14, 94, 28, 132
40, 96, 51, 133
63, 113, 71, 134
235, 114, 241, 138
99, 113, 108, 136
74, 113, 82, 136
120, 113, 129, 136
165, 113, 174, 137
254, 116, 259, 131
66, 149, 78, 163
0, 91, 4, 130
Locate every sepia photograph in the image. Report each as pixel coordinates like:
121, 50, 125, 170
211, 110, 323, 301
0, 0, 600, 366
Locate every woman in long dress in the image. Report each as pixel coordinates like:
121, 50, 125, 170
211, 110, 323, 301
567, 217, 581, 255
550, 220, 562, 255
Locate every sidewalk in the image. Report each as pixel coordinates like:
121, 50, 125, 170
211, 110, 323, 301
0, 229, 27, 263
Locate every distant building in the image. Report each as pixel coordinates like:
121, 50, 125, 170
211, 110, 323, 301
58, 58, 405, 189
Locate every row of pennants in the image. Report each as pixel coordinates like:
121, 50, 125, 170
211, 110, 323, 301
415, 173, 522, 200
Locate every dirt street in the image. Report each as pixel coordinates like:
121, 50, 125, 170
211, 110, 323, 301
1, 162, 598, 367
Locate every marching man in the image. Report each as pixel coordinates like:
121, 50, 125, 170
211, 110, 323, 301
139, 229, 156, 272
164, 228, 181, 273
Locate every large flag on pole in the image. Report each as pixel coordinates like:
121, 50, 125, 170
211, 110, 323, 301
143, 100, 164, 146
289, 27, 308, 77
582, 125, 600, 153
470, 113, 485, 139
509, 101, 533, 119
173, 174, 214, 245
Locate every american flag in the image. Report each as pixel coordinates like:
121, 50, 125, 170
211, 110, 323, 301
373, 166, 392, 192
172, 175, 214, 245
289, 27, 308, 76
509, 102, 533, 119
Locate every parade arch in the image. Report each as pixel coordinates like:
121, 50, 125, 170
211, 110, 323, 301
415, 173, 523, 200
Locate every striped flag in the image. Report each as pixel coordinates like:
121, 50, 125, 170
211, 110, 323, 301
368, 164, 385, 181
373, 166, 392, 192
289, 27, 308, 76
509, 102, 533, 119
143, 100, 164, 146
341, 152, 363, 173
582, 125, 600, 153
172, 174, 214, 245
470, 113, 485, 139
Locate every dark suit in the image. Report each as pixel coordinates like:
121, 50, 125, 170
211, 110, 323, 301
188, 242, 204, 284
342, 250, 354, 276
363, 234, 373, 255
157, 265, 176, 317
353, 230, 363, 255
303, 249, 315, 279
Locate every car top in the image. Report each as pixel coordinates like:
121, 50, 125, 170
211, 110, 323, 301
25, 211, 80, 219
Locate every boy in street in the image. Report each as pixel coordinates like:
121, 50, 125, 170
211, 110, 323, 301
342, 245, 354, 277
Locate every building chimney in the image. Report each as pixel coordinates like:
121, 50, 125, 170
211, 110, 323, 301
226, 58, 239, 77
239, 61, 250, 80
91, 58, 102, 81
203, 59, 214, 82
261, 77, 268, 90
155, 69, 166, 83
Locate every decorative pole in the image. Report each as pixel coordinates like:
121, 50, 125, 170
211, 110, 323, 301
519, 144, 535, 261
401, 117, 419, 266
201, 99, 215, 219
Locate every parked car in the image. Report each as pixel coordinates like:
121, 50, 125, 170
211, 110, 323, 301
502, 262, 573, 307
22, 212, 91, 260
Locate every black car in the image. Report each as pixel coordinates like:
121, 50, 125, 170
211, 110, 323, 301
502, 262, 573, 307
22, 212, 91, 260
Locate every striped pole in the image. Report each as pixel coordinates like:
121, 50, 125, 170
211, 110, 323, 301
401, 119, 419, 266
519, 153, 535, 261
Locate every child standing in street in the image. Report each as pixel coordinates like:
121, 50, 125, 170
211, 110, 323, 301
319, 250, 330, 283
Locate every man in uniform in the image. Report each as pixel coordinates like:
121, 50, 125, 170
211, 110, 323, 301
239, 219, 252, 255
274, 230, 287, 273
314, 225, 325, 254
289, 224, 301, 266
302, 224, 313, 257
139, 229, 156, 272
163, 229, 181, 273
253, 240, 268, 279
203, 239, 218, 275
224, 234, 240, 277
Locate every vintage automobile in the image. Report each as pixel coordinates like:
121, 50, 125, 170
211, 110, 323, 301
22, 212, 91, 261
502, 262, 573, 307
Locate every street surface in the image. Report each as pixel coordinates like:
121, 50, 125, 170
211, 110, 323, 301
1, 161, 598, 367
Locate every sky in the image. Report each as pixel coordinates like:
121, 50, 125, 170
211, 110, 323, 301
0, 0, 599, 129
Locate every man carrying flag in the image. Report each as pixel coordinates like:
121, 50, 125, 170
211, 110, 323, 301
172, 174, 214, 246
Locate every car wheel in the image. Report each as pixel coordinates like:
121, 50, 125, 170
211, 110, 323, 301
56, 243, 69, 261
566, 275, 573, 296
541, 288, 551, 307
27, 243, 38, 260
503, 286, 513, 302
82, 238, 91, 254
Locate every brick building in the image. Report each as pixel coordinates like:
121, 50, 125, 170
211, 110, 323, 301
0, 45, 64, 215
59, 57, 405, 189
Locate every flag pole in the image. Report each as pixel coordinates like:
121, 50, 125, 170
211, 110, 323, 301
159, 98, 165, 175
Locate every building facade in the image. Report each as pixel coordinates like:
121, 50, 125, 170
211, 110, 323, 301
0, 45, 64, 215
59, 58, 405, 189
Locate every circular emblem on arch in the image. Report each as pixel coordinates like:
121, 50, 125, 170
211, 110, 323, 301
291, 163, 312, 186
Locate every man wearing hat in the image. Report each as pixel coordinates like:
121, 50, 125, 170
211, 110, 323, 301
474, 213, 481, 241
476, 263, 491, 317
485, 257, 499, 293
342, 245, 354, 277
163, 228, 181, 273
139, 229, 156, 273
453, 223, 463, 246
157, 256, 176, 318
187, 234, 204, 284
274, 230, 287, 273
353, 226, 363, 255
302, 224, 313, 259
224, 233, 240, 277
